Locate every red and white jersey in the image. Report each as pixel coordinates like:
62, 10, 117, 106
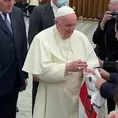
79, 68, 106, 118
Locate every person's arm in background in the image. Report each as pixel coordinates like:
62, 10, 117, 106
103, 61, 118, 72
28, 6, 43, 82
99, 59, 118, 72
19, 8, 28, 90
96, 68, 118, 100
28, 6, 42, 45
93, 11, 112, 44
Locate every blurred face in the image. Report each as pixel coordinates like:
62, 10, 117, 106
0, 0, 15, 13
108, 1, 118, 12
55, 13, 77, 39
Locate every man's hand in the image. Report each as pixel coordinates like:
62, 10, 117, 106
102, 11, 112, 21
65, 60, 88, 72
33, 75, 40, 82
106, 111, 118, 118
95, 78, 106, 89
98, 68, 110, 81
100, 11, 112, 29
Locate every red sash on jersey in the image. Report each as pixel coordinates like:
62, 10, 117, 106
80, 82, 97, 118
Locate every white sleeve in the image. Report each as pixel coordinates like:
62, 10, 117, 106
23, 34, 67, 82
37, 63, 67, 82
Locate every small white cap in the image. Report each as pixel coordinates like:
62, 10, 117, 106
55, 6, 75, 18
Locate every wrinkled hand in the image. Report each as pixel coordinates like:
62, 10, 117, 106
101, 11, 112, 29
106, 112, 118, 118
66, 60, 88, 72
98, 68, 110, 81
33, 75, 40, 82
102, 11, 112, 23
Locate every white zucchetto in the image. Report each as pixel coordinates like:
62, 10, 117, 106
55, 6, 75, 18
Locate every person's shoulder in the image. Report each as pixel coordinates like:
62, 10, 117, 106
74, 30, 88, 39
33, 3, 51, 12
32, 26, 54, 47
73, 30, 91, 45
12, 6, 22, 13
39, 26, 53, 37
34, 26, 54, 41
11, 6, 23, 19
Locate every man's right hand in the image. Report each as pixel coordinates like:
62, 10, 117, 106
98, 68, 110, 81
65, 60, 88, 72
100, 11, 112, 29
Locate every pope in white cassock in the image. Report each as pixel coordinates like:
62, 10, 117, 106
23, 6, 100, 118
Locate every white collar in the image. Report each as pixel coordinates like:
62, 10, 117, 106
0, 12, 11, 23
0, 12, 9, 16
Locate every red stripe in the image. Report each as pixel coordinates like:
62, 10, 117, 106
80, 82, 97, 118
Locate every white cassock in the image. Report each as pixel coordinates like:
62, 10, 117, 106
22, 25, 100, 118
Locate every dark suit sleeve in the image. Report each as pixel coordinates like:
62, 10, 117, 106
100, 82, 116, 100
100, 73, 118, 99
92, 18, 106, 45
28, 6, 42, 45
20, 9, 28, 79
103, 61, 118, 72
109, 73, 118, 84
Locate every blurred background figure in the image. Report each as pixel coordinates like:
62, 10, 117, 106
93, 0, 118, 61
93, 0, 118, 113
0, 0, 28, 117
14, 0, 39, 17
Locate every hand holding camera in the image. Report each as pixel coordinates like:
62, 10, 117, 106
100, 11, 112, 29
103, 11, 112, 22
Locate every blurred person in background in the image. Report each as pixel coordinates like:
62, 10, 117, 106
0, 0, 28, 117
95, 17, 118, 114
93, 0, 118, 61
93, 0, 118, 113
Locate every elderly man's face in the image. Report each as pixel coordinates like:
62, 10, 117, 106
108, 2, 118, 12
0, 0, 15, 13
56, 13, 77, 39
